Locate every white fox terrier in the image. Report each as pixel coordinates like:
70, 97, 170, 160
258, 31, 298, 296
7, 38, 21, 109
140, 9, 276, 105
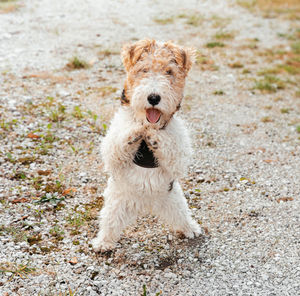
92, 39, 202, 252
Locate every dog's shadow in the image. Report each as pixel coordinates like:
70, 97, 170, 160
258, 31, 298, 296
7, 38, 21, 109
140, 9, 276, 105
93, 232, 210, 272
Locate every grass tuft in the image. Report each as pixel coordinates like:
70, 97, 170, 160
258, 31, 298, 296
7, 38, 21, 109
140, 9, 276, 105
0, 0, 20, 13
66, 57, 90, 70
254, 75, 285, 92
291, 41, 300, 54
153, 16, 174, 25
185, 14, 204, 26
213, 90, 225, 95
215, 31, 235, 40
280, 108, 290, 114
229, 62, 244, 68
206, 42, 225, 48
0, 261, 36, 280
261, 116, 273, 123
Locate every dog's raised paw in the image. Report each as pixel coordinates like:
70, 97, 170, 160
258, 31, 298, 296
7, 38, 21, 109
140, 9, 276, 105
146, 135, 159, 150
128, 134, 142, 145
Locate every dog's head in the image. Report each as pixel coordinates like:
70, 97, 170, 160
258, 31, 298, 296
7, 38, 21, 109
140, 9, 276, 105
121, 39, 194, 128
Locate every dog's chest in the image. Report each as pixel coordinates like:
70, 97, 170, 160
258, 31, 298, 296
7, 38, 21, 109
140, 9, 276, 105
133, 140, 158, 168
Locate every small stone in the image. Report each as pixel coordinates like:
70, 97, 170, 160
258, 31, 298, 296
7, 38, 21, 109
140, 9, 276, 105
69, 257, 78, 265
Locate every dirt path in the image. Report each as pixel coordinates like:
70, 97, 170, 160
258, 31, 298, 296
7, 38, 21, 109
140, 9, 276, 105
0, 0, 299, 295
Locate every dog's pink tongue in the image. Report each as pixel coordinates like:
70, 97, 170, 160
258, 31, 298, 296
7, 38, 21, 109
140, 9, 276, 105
146, 109, 161, 123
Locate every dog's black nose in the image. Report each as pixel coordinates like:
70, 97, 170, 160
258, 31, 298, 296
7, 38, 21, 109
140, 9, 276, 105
147, 94, 161, 106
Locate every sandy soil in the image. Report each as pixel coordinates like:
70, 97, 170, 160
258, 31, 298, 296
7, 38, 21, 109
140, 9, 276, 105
0, 0, 299, 295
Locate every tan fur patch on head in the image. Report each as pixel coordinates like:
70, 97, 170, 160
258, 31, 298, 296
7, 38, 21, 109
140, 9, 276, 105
121, 39, 194, 76
120, 39, 194, 117
122, 39, 156, 72
164, 41, 194, 75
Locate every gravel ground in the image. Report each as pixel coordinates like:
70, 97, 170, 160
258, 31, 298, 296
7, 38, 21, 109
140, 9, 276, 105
0, 0, 299, 295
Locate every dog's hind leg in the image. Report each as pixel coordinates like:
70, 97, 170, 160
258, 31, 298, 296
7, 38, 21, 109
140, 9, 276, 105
92, 181, 138, 252
153, 181, 202, 238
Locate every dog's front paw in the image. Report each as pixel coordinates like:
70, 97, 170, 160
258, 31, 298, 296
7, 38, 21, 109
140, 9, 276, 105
127, 126, 146, 145
91, 237, 116, 253
145, 130, 159, 150
127, 134, 142, 145
177, 221, 203, 239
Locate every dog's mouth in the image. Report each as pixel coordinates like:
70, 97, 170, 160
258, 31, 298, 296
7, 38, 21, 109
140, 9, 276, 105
146, 108, 161, 124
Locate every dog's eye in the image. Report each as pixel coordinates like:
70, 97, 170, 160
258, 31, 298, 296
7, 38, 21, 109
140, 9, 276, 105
166, 69, 173, 75
142, 68, 148, 73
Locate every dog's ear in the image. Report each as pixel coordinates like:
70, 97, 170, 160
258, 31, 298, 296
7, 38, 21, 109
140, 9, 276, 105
165, 42, 195, 76
121, 39, 155, 72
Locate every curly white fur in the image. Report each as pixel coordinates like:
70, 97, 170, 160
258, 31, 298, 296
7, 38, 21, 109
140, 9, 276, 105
91, 107, 202, 252
92, 39, 201, 252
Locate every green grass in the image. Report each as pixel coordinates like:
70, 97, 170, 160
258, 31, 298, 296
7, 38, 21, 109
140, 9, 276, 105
66, 213, 85, 228
242, 69, 251, 74
0, 0, 20, 13
72, 106, 84, 119
278, 63, 299, 75
0, 261, 36, 280
229, 62, 244, 68
280, 108, 290, 114
66, 57, 89, 70
213, 90, 225, 95
215, 31, 235, 40
98, 49, 119, 57
98, 86, 118, 96
49, 225, 64, 241
237, 0, 256, 10
259, 58, 300, 76
47, 103, 66, 122
261, 116, 273, 123
153, 16, 174, 25
258, 68, 280, 76
206, 42, 225, 48
254, 75, 285, 92
0, 225, 28, 242
35, 193, 65, 206
210, 15, 232, 28
185, 14, 204, 26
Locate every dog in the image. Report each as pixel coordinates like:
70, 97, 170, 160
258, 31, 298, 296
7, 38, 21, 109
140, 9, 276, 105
92, 39, 202, 252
